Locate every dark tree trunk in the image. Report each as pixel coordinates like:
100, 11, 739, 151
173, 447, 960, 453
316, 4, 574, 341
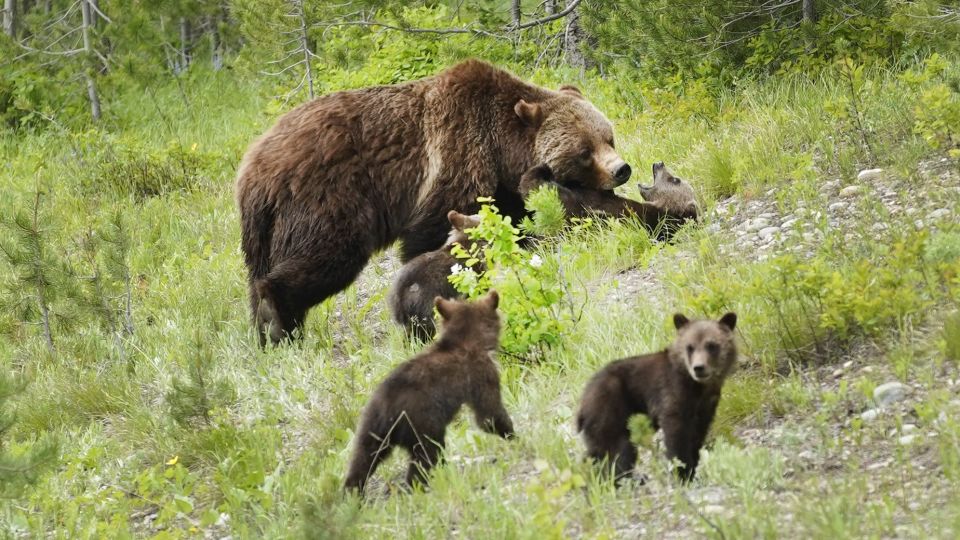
179, 16, 192, 70
802, 0, 817, 23
564, 0, 594, 72
3, 0, 16, 38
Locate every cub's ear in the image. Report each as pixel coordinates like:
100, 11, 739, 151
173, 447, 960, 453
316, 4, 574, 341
558, 85, 584, 98
435, 296, 455, 320
514, 99, 543, 128
673, 313, 690, 330
483, 289, 500, 310
447, 210, 467, 230
719, 312, 737, 331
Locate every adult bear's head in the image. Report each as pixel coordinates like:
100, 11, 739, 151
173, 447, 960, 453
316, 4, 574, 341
514, 85, 631, 191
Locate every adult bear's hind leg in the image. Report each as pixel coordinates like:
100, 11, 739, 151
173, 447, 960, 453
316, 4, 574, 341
256, 228, 372, 345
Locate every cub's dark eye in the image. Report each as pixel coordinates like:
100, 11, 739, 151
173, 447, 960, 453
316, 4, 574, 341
607, 138, 616, 149
686, 344, 694, 356
578, 148, 592, 162
706, 342, 719, 354
669, 176, 681, 184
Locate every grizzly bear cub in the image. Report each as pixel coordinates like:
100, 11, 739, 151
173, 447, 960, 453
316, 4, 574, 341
388, 210, 481, 342
577, 312, 737, 483
519, 161, 699, 239
344, 291, 514, 493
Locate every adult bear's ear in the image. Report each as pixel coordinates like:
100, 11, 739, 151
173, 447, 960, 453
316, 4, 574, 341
673, 313, 690, 330
558, 85, 584, 99
515, 99, 543, 128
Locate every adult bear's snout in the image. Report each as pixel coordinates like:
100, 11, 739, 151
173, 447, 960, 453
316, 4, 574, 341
612, 162, 632, 186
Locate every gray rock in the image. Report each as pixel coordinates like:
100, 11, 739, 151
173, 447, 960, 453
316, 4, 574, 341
927, 208, 950, 221
898, 434, 917, 445
861, 409, 881, 422
758, 226, 780, 241
873, 382, 908, 407
781, 218, 799, 229
828, 202, 847, 212
857, 168, 884, 182
745, 218, 771, 232
839, 185, 862, 198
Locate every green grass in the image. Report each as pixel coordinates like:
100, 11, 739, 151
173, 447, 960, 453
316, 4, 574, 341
2, 57, 960, 538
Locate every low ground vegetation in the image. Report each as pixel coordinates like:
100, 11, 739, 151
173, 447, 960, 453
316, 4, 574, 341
2, 4, 960, 537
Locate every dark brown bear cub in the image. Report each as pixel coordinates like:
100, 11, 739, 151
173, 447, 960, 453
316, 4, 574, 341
577, 312, 737, 483
344, 291, 514, 493
519, 161, 699, 239
388, 210, 481, 342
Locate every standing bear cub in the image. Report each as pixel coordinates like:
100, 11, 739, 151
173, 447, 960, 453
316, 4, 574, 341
344, 291, 514, 494
388, 210, 481, 342
577, 312, 737, 483
519, 161, 699, 239
236, 59, 632, 345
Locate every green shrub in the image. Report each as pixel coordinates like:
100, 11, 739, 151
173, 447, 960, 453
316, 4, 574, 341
449, 198, 579, 360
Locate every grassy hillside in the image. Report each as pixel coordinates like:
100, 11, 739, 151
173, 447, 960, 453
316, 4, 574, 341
2, 52, 960, 538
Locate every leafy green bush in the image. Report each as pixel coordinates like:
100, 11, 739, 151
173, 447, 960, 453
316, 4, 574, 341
449, 198, 579, 360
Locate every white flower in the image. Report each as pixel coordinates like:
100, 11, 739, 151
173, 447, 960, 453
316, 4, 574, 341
529, 254, 543, 268
450, 263, 464, 275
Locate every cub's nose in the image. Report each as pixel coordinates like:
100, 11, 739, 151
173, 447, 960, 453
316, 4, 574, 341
613, 163, 632, 185
693, 365, 707, 378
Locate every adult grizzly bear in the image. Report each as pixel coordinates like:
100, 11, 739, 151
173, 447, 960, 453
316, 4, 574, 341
236, 60, 632, 345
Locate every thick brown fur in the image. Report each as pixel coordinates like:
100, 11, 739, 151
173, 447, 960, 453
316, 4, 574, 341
388, 211, 482, 342
236, 59, 631, 345
576, 312, 737, 483
519, 161, 699, 240
344, 291, 514, 493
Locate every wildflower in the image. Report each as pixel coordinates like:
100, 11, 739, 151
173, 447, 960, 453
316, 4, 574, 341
450, 263, 464, 275
529, 254, 543, 268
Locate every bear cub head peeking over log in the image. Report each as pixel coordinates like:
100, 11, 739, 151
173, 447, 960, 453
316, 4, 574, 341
576, 312, 737, 483
345, 291, 514, 494
518, 161, 699, 239
389, 210, 481, 342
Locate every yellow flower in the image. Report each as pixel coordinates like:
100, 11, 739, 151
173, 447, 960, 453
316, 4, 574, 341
166, 455, 179, 466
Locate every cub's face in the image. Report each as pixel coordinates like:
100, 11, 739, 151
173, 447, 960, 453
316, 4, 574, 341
515, 87, 631, 191
672, 312, 737, 384
639, 162, 699, 217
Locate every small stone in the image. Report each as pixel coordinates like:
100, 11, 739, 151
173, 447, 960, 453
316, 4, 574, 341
781, 218, 799, 229
902, 424, 917, 433
832, 368, 844, 378
840, 185, 862, 198
828, 202, 847, 212
874, 382, 908, 407
703, 505, 725, 514
857, 168, 884, 182
861, 409, 881, 422
745, 218, 771, 232
758, 212, 778, 219
898, 434, 917, 445
843, 361, 853, 369
927, 208, 950, 220
915, 219, 924, 229
758, 226, 780, 241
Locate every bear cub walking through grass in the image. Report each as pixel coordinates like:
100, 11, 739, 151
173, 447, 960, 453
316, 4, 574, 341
388, 210, 481, 342
577, 312, 737, 483
345, 291, 514, 493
